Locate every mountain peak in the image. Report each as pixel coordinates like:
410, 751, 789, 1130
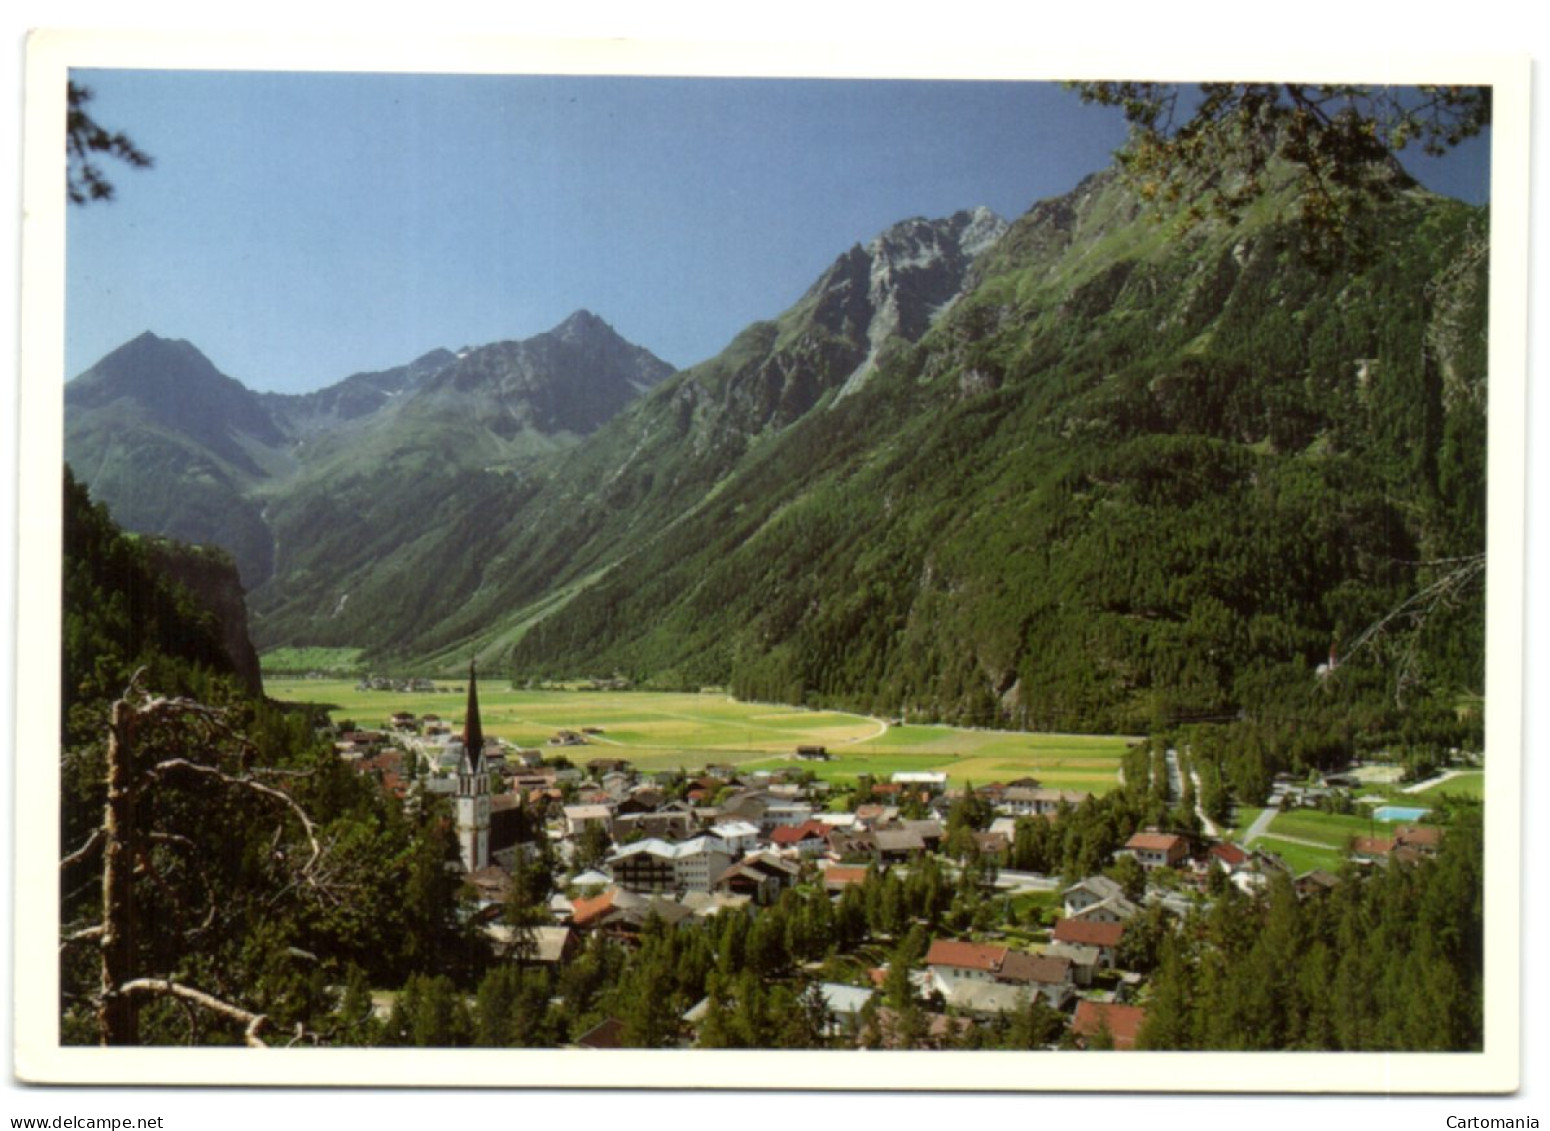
553, 309, 612, 338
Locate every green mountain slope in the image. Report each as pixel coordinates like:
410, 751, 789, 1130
491, 167, 1487, 736
246, 210, 1009, 657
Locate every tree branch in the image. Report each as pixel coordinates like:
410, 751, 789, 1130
113, 979, 271, 1048
146, 758, 323, 876
60, 828, 106, 872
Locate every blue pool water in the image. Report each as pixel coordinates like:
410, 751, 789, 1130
1373, 805, 1429, 822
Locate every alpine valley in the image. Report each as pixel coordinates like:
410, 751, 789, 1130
65, 153, 1488, 742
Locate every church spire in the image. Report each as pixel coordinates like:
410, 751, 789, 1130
461, 660, 484, 774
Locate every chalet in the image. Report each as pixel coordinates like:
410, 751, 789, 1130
769, 820, 832, 857
997, 786, 1090, 819
1070, 1000, 1148, 1050
713, 852, 801, 905
609, 843, 677, 894
607, 835, 735, 894
1063, 875, 1125, 917
853, 803, 897, 827
1208, 841, 1251, 874
1351, 835, 1397, 861
997, 951, 1076, 1009
569, 887, 694, 942
1395, 825, 1443, 855
615, 788, 664, 816
484, 923, 579, 966
570, 1017, 628, 1049
817, 982, 876, 1039
611, 809, 698, 844
759, 801, 817, 834
871, 827, 927, 866
1294, 869, 1342, 898
822, 864, 870, 895
708, 819, 762, 855
1124, 831, 1190, 871
563, 803, 615, 838
972, 831, 1010, 859
1066, 892, 1140, 923
894, 818, 946, 853
890, 771, 949, 794
586, 757, 633, 776
1050, 917, 1125, 983
923, 939, 1074, 1012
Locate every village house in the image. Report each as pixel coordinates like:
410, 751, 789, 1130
1294, 869, 1343, 899
1207, 841, 1251, 874
1070, 1000, 1148, 1050
821, 863, 870, 896
712, 852, 802, 905
972, 831, 1010, 860
607, 835, 735, 895
769, 819, 833, 858
707, 819, 762, 855
890, 771, 949, 794
922, 939, 1074, 1013
568, 887, 695, 943
563, 803, 615, 839
1050, 917, 1126, 983
611, 808, 699, 843
1123, 831, 1190, 871
870, 827, 928, 866
996, 786, 1091, 818
1395, 825, 1443, 855
1062, 876, 1141, 923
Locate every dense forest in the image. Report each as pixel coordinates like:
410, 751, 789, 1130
61, 469, 479, 1045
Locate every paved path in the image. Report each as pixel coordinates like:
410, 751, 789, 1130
1188, 767, 1220, 837
1402, 768, 1468, 795
1242, 805, 1279, 846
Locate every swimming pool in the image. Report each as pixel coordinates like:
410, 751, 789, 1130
1373, 805, 1429, 822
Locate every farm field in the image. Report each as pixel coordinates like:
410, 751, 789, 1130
266, 678, 1133, 788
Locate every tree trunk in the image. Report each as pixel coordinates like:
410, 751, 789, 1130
97, 698, 138, 1044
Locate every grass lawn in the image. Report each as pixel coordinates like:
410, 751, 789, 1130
1252, 836, 1347, 875
267, 679, 1133, 786
1264, 808, 1394, 849
1411, 771, 1485, 801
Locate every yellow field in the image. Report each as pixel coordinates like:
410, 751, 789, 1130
268, 679, 1132, 789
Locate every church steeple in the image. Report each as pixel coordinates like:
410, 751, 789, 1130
461, 660, 484, 774
455, 659, 491, 872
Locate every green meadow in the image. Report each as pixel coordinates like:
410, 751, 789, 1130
1411, 771, 1485, 800
266, 678, 1132, 789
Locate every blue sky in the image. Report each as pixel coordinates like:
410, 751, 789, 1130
64, 70, 1492, 393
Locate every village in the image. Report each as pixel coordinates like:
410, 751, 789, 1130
322, 670, 1452, 1050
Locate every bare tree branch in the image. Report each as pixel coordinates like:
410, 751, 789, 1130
60, 828, 106, 872
114, 979, 271, 1048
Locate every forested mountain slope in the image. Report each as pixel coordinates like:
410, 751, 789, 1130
493, 165, 1487, 739
247, 209, 1009, 658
